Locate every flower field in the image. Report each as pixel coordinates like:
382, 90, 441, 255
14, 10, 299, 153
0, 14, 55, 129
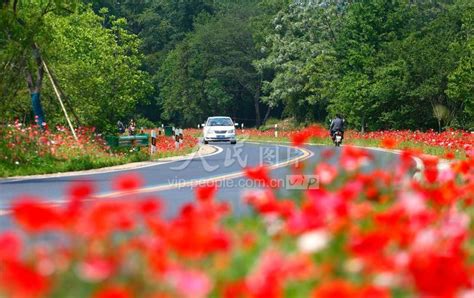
0, 122, 198, 177
239, 126, 474, 159
150, 133, 198, 159
1, 139, 474, 297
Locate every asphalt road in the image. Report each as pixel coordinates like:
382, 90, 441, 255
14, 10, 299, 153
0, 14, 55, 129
0, 141, 407, 228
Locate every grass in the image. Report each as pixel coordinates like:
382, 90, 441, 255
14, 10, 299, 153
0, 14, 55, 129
151, 146, 197, 160
0, 145, 200, 178
0, 150, 149, 178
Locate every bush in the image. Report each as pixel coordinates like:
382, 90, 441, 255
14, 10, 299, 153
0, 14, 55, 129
261, 118, 299, 131
136, 117, 157, 129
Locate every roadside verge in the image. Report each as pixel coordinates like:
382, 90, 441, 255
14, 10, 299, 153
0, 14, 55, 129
0, 145, 220, 182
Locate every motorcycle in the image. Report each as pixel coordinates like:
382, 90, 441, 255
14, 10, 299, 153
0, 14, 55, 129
333, 130, 343, 147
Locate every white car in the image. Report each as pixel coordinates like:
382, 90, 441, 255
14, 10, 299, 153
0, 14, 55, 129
202, 116, 237, 145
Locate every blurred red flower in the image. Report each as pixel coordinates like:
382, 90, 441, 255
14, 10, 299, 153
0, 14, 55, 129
195, 183, 218, 203
67, 181, 95, 199
165, 267, 212, 298
78, 255, 117, 282
12, 197, 62, 233
381, 137, 397, 149
0, 260, 50, 298
93, 285, 132, 298
0, 231, 22, 261
312, 280, 354, 298
244, 165, 271, 186
113, 172, 144, 191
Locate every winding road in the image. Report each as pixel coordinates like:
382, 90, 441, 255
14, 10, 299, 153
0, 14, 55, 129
0, 141, 408, 229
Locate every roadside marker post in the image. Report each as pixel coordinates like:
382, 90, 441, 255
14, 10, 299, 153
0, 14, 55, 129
174, 128, 180, 149
175, 134, 180, 150
178, 128, 184, 144
275, 124, 278, 138
151, 130, 157, 154
241, 123, 244, 133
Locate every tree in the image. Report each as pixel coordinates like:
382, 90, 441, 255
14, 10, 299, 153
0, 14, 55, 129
1, 3, 152, 132
158, 3, 263, 127
256, 1, 344, 123
447, 0, 474, 128
43, 7, 152, 131
1, 0, 78, 126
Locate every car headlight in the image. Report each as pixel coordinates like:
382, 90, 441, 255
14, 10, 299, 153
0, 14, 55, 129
228, 129, 235, 134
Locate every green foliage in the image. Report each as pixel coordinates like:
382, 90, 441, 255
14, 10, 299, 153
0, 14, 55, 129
260, 0, 474, 131
44, 7, 152, 132
135, 117, 157, 129
0, 0, 78, 123
256, 2, 342, 123
158, 3, 262, 126
1, 3, 152, 132
2, 0, 473, 132
446, 0, 474, 129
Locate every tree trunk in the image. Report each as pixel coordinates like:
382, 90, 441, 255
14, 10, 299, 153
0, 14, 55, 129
262, 106, 272, 125
26, 44, 45, 126
254, 82, 261, 128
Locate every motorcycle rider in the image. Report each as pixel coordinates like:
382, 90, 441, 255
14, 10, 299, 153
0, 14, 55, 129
329, 114, 345, 141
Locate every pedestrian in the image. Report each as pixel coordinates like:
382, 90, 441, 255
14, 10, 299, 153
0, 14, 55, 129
128, 119, 136, 136
117, 120, 125, 134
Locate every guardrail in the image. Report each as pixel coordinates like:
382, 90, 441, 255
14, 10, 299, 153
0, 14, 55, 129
105, 134, 149, 148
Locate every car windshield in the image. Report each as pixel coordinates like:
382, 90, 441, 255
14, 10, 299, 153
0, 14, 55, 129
207, 118, 233, 126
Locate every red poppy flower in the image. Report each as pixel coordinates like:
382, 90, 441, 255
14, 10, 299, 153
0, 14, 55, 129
349, 230, 391, 259
244, 165, 271, 186
93, 285, 132, 298
357, 285, 390, 298
315, 163, 338, 185
195, 183, 217, 203
78, 255, 117, 282
408, 249, 470, 297
444, 151, 455, 160
112, 172, 144, 191
246, 250, 286, 298
12, 197, 63, 233
0, 260, 50, 298
381, 137, 397, 149
78, 201, 134, 239
244, 190, 280, 214
312, 280, 355, 298
67, 181, 95, 199
138, 197, 162, 216
165, 266, 212, 298
424, 167, 438, 184
222, 279, 249, 298
0, 231, 21, 261
340, 146, 372, 171
291, 130, 310, 147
